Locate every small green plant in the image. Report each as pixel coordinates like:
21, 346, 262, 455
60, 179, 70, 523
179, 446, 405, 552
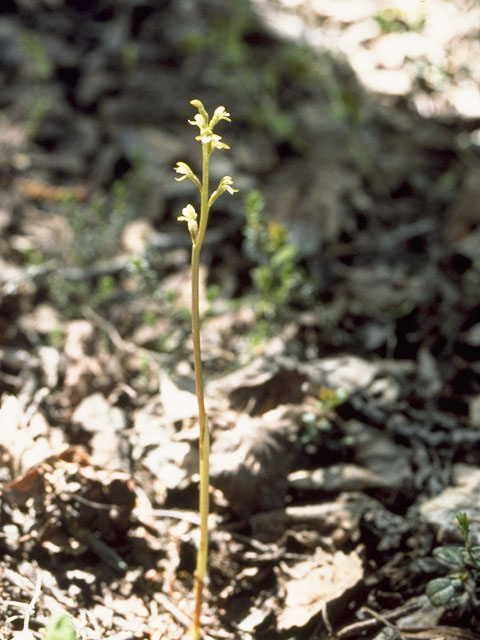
26, 94, 52, 140
64, 175, 140, 268
373, 7, 425, 33
17, 611, 78, 640
48, 326, 66, 349
20, 32, 55, 140
20, 32, 53, 80
317, 385, 349, 411
300, 387, 349, 454
43, 612, 78, 640
244, 189, 312, 327
426, 512, 480, 609
47, 167, 145, 317
174, 100, 237, 639
8, 572, 78, 640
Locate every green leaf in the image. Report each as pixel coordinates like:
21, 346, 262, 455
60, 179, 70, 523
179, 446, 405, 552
432, 545, 465, 568
44, 613, 78, 640
271, 244, 297, 268
464, 545, 480, 569
426, 577, 462, 606
471, 546, 480, 564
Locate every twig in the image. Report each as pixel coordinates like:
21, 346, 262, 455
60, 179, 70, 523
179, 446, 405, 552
154, 592, 192, 629
332, 598, 423, 638
361, 606, 406, 640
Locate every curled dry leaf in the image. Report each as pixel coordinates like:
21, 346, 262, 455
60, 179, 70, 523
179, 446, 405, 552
210, 409, 299, 516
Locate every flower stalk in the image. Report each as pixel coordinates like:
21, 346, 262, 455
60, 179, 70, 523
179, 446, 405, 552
174, 99, 237, 639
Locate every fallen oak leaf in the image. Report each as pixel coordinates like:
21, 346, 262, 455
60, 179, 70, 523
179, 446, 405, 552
210, 408, 299, 516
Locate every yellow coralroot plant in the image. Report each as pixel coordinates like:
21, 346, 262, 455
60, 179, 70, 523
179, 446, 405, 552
174, 100, 237, 639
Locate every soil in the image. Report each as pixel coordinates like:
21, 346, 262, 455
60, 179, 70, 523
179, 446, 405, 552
1, 1, 480, 639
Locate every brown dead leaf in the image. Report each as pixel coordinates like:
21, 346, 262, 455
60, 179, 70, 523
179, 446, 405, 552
277, 547, 363, 631
3, 446, 135, 553
71, 393, 126, 469
210, 408, 299, 515
208, 356, 306, 416
63, 320, 106, 404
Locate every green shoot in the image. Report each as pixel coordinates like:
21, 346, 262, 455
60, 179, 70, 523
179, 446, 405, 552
244, 189, 312, 326
457, 511, 480, 571
43, 612, 78, 640
426, 511, 480, 609
174, 99, 237, 639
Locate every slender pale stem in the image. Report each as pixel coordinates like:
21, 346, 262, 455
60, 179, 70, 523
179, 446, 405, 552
176, 101, 235, 639
190, 142, 211, 640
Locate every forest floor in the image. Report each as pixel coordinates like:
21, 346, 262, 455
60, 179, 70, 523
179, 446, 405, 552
1, 1, 479, 639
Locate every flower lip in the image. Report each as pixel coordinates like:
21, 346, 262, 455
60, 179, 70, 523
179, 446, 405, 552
211, 106, 231, 126
173, 161, 192, 181
177, 203, 197, 222
173, 162, 201, 190
174, 162, 190, 174
188, 113, 207, 129
220, 176, 237, 194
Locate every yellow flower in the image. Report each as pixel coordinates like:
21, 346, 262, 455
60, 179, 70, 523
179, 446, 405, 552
173, 162, 201, 191
188, 100, 231, 152
208, 175, 238, 207
219, 175, 237, 195
210, 106, 231, 127
177, 204, 198, 242
177, 203, 197, 223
